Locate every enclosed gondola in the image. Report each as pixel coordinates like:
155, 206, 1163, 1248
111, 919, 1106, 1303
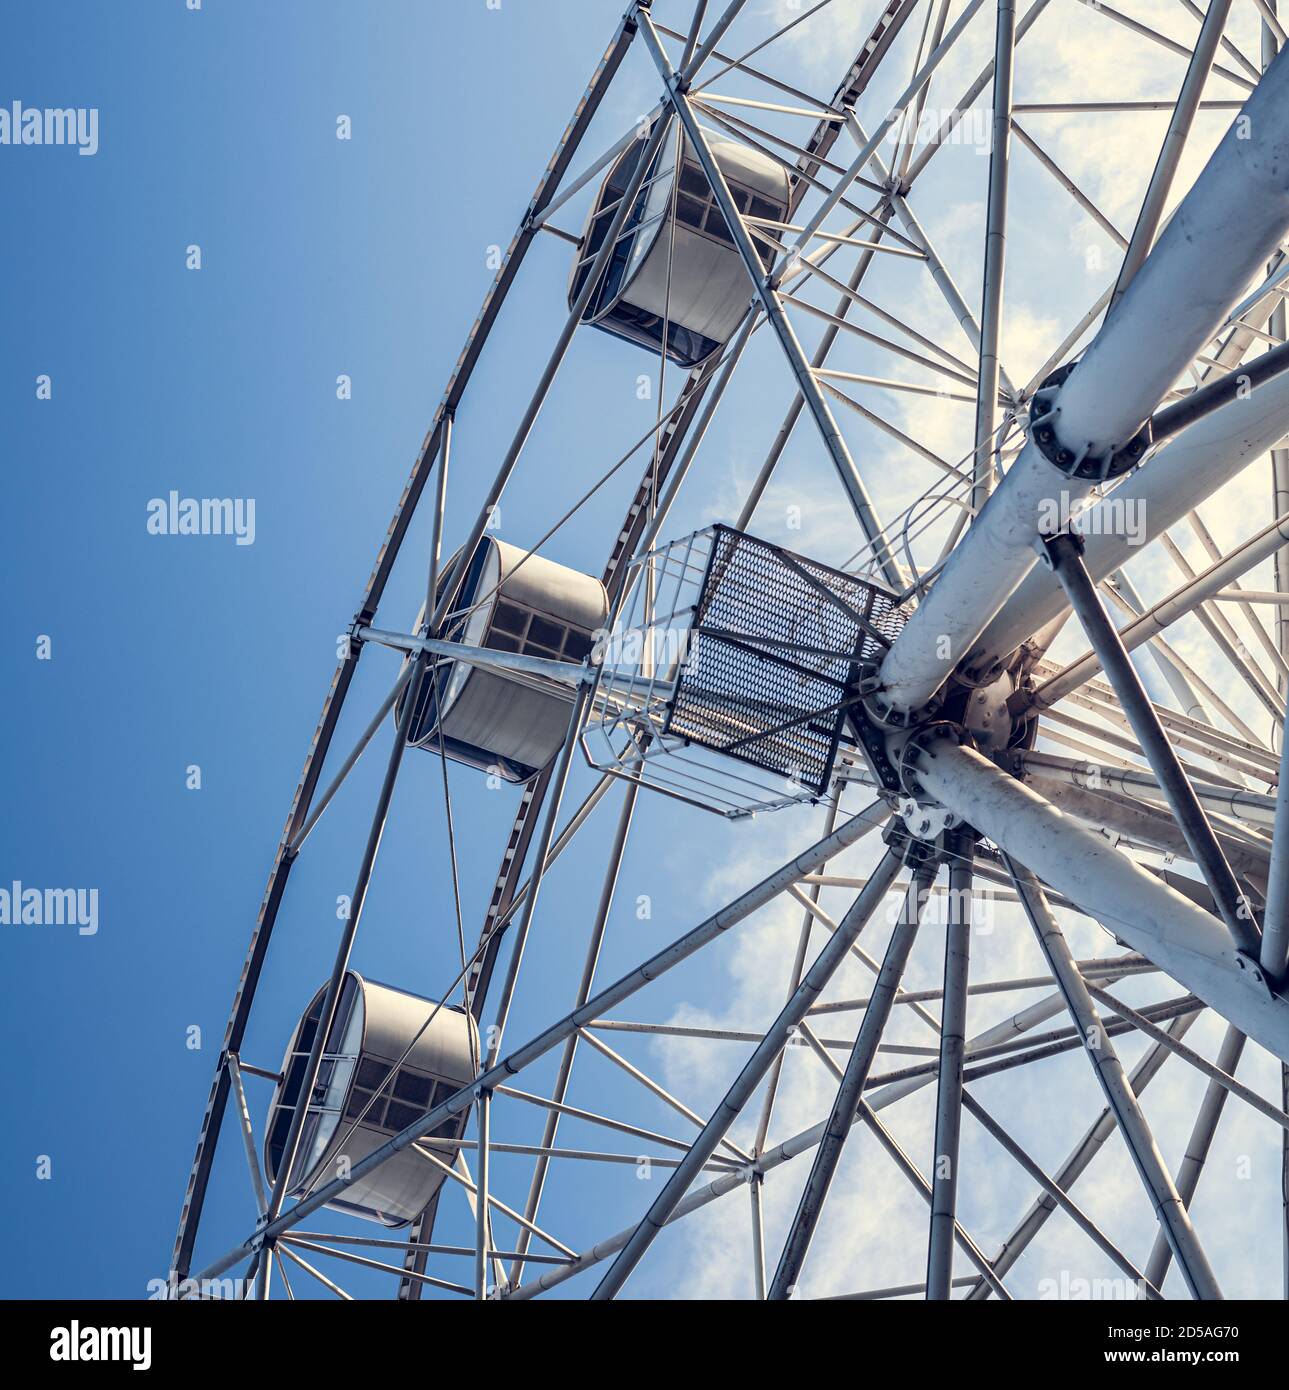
400, 535, 608, 783
263, 972, 479, 1228
570, 128, 790, 366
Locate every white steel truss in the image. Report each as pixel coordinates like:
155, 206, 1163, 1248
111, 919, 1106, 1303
171, 0, 1289, 1302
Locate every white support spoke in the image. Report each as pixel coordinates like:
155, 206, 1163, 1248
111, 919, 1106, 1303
172, 0, 1289, 1307
1004, 858, 1222, 1299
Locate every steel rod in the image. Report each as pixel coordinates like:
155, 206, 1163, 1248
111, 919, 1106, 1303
1043, 531, 1262, 956
908, 738, 1289, 1058
1109, 0, 1234, 311
1086, 986, 1289, 1131
961, 1091, 1162, 1298
1142, 1024, 1247, 1292
592, 849, 906, 1299
768, 855, 935, 1299
971, 0, 1016, 512
167, 6, 639, 1277
265, 648, 427, 1225
507, 780, 639, 1284
637, 10, 902, 587
879, 50, 1289, 712
1003, 856, 1222, 1299
965, 1014, 1197, 1298
1265, 682, 1289, 980
189, 802, 892, 1284
926, 833, 973, 1298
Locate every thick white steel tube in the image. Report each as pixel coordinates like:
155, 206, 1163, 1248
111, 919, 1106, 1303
909, 738, 1289, 1060
968, 365, 1289, 680
877, 440, 1095, 715
1059, 49, 1289, 457
1023, 776, 1268, 883
878, 51, 1289, 713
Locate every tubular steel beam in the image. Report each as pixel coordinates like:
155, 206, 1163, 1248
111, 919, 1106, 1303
505, 972, 1175, 1300
481, 683, 596, 1069
768, 854, 936, 1299
168, 4, 643, 1281
784, 0, 989, 260
475, 1089, 492, 1301
637, 9, 903, 588
1153, 340, 1289, 445
1265, 683, 1289, 981
1041, 531, 1262, 958
430, 108, 674, 631
970, 369, 1289, 684
905, 738, 1289, 1060
188, 802, 892, 1286
506, 781, 639, 1285
966, 1013, 1198, 1298
971, 0, 1016, 513
1108, 0, 1235, 312
926, 833, 973, 1299
877, 49, 1289, 713
1141, 1024, 1247, 1293
591, 851, 907, 1300
1003, 858, 1223, 1300
961, 1091, 1162, 1298
265, 650, 429, 1226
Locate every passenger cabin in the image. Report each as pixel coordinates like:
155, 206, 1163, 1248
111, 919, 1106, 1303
401, 536, 608, 783
264, 972, 479, 1227
570, 129, 790, 367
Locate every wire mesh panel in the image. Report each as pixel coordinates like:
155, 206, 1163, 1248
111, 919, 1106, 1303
583, 525, 906, 817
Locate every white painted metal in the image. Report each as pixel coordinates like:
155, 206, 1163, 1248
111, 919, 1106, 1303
970, 368, 1289, 679
176, 0, 1289, 1307
876, 49, 1289, 713
906, 737, 1289, 1058
574, 128, 788, 364
264, 973, 479, 1227
408, 537, 607, 780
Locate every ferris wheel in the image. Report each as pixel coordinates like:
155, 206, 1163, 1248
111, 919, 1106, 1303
169, 0, 1289, 1301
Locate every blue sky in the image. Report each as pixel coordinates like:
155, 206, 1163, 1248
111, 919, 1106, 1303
5, 0, 1287, 1300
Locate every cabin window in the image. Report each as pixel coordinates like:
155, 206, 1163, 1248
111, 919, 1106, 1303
394, 1070, 433, 1106
357, 1057, 392, 1090
345, 1063, 448, 1135
487, 602, 594, 668
670, 160, 779, 268
385, 1100, 423, 1132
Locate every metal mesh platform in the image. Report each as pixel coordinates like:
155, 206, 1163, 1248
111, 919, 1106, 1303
582, 526, 906, 817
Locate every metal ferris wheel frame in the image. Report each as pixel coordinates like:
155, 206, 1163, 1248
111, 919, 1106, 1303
170, 0, 1289, 1301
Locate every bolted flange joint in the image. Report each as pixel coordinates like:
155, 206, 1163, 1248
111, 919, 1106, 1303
897, 720, 970, 801
857, 668, 943, 730
1029, 362, 1152, 484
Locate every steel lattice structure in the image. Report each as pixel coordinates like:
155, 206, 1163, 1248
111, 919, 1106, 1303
171, 0, 1289, 1301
